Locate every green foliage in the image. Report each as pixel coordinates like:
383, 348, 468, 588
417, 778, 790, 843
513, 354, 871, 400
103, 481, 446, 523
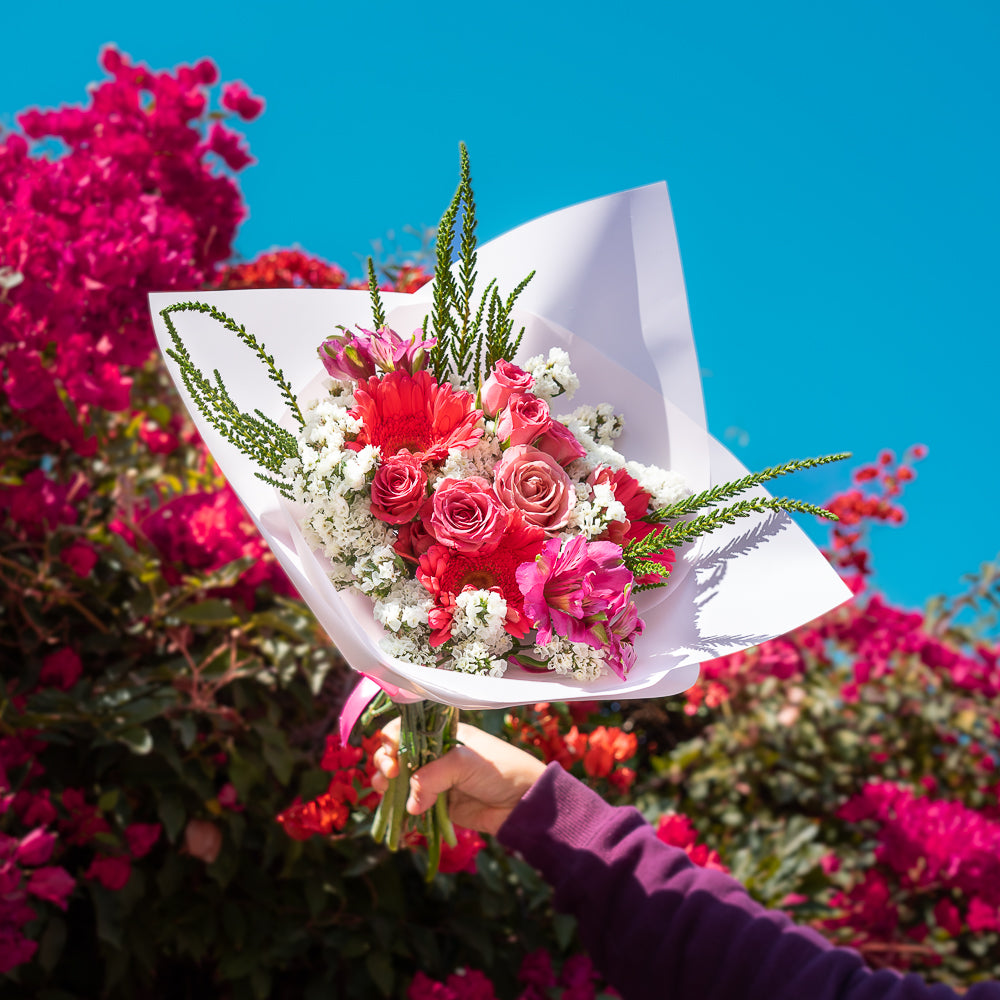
162, 301, 301, 497
650, 453, 852, 522
625, 496, 840, 590
426, 143, 533, 388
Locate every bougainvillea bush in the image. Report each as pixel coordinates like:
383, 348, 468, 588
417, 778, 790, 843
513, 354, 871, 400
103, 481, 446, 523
2, 50, 999, 999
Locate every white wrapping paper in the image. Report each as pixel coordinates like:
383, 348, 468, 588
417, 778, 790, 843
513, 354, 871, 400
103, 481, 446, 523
150, 182, 849, 710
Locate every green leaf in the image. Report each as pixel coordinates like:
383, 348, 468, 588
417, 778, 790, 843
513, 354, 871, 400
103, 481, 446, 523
365, 950, 395, 997
37, 915, 67, 973
176, 598, 239, 625
158, 792, 186, 842
117, 726, 153, 755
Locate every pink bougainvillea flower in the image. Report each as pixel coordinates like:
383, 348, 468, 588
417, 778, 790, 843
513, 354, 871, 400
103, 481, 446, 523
205, 122, 255, 171
124, 822, 161, 859
220, 81, 265, 120
25, 865, 75, 909
59, 541, 98, 578
39, 648, 83, 691
85, 854, 131, 890
348, 370, 482, 464
655, 813, 729, 872
15, 828, 55, 866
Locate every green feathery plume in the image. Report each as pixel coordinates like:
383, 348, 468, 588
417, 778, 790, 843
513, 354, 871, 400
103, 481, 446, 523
424, 143, 533, 387
624, 452, 850, 591
161, 301, 301, 498
649, 453, 851, 522
367, 257, 387, 330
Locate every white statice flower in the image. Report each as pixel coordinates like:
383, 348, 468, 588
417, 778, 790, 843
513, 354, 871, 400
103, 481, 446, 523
451, 589, 513, 657
626, 460, 690, 511
380, 630, 435, 667
562, 403, 623, 445
527, 635, 607, 682
563, 480, 627, 540
437, 435, 503, 484
523, 347, 579, 403
342, 444, 380, 490
451, 639, 508, 677
373, 578, 434, 633
353, 542, 407, 598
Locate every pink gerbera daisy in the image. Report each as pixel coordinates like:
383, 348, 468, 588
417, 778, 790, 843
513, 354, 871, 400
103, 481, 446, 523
348, 370, 482, 463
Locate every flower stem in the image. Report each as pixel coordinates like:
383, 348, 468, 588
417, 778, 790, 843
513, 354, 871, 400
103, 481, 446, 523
369, 699, 459, 879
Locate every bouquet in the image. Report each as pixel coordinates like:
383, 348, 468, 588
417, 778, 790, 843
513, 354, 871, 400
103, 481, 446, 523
153, 146, 850, 875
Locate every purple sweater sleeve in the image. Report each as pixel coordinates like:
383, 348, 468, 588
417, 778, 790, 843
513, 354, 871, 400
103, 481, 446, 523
497, 763, 1000, 1000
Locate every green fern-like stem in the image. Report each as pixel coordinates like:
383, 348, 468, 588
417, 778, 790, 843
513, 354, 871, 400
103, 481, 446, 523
161, 301, 301, 497
624, 495, 839, 584
650, 453, 850, 522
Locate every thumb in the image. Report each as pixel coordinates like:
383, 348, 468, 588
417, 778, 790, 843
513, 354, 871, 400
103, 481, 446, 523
406, 750, 468, 815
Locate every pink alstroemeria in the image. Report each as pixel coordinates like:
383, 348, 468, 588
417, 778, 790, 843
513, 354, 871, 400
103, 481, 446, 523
319, 326, 436, 381
318, 329, 378, 381
364, 327, 437, 375
516, 535, 643, 677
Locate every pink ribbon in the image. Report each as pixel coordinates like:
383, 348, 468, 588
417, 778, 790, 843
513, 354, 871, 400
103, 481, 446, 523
339, 673, 423, 745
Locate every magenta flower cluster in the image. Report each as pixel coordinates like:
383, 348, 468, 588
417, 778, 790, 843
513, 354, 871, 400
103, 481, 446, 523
1, 47, 258, 453
833, 781, 1000, 941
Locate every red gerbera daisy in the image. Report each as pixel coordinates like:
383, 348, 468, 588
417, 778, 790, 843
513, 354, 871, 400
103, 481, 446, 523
347, 370, 482, 463
417, 520, 545, 645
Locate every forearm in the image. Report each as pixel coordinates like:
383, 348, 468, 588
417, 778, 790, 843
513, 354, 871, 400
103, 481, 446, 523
498, 764, 998, 1000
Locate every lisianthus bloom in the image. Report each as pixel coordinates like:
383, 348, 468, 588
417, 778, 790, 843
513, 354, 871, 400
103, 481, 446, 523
417, 521, 545, 645
348, 370, 482, 464
517, 535, 643, 677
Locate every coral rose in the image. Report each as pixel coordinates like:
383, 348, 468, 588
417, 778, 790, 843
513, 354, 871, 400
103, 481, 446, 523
429, 477, 508, 555
494, 445, 573, 533
370, 453, 427, 524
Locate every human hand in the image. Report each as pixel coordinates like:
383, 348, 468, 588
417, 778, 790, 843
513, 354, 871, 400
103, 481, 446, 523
372, 720, 547, 837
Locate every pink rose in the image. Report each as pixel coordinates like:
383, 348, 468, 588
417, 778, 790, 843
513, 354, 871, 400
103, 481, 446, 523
494, 445, 573, 533
535, 419, 587, 466
495, 392, 552, 447
370, 453, 428, 524
481, 359, 534, 417
429, 477, 508, 555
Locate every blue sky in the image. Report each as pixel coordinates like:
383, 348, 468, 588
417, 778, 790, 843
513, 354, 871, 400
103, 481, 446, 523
4, 1, 998, 623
